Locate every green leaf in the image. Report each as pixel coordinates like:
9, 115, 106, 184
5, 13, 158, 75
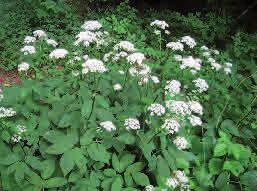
81, 99, 93, 118
126, 162, 145, 174
80, 128, 96, 146
44, 177, 67, 188
157, 156, 170, 177
131, 172, 149, 186
208, 158, 223, 175
215, 172, 229, 190
223, 161, 244, 176
60, 148, 87, 176
240, 171, 257, 188
95, 95, 109, 108
87, 143, 110, 163
220, 119, 240, 137
103, 169, 117, 177
41, 160, 55, 179
214, 143, 227, 157
117, 133, 136, 145
111, 176, 123, 191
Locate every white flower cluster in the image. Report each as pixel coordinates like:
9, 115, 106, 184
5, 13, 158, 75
166, 41, 184, 51
0, 88, 3, 101
180, 36, 196, 48
165, 100, 191, 116
24, 36, 36, 44
75, 31, 97, 47
127, 52, 145, 65
166, 170, 190, 190
112, 51, 128, 62
124, 118, 140, 130
148, 103, 166, 116
100, 121, 116, 131
180, 56, 202, 74
164, 80, 181, 97
0, 107, 16, 118
189, 115, 202, 126
174, 54, 183, 61
145, 185, 154, 191
161, 118, 180, 134
81, 20, 102, 31
18, 62, 30, 72
49, 48, 68, 59
150, 75, 160, 84
33, 30, 47, 39
21, 45, 36, 55
11, 125, 26, 143
150, 20, 169, 30
82, 58, 107, 74
193, 78, 209, 93
207, 57, 222, 71
173, 136, 188, 150
114, 41, 136, 52
113, 83, 122, 91
46, 39, 58, 47
224, 62, 232, 74
188, 101, 203, 115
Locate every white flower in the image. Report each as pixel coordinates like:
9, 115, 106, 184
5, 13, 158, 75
114, 41, 136, 52
211, 62, 222, 71
74, 31, 97, 47
129, 64, 151, 77
81, 20, 102, 31
49, 48, 68, 59
33, 30, 47, 39
113, 83, 122, 91
201, 45, 209, 51
193, 78, 209, 93
166, 177, 178, 188
0, 107, 16, 118
118, 70, 125, 75
165, 30, 170, 35
11, 134, 21, 143
82, 59, 107, 74
21, 45, 36, 55
174, 54, 183, 61
202, 51, 211, 57
225, 62, 233, 68
181, 36, 196, 48
173, 136, 188, 150
174, 170, 189, 184
213, 49, 220, 55
153, 29, 161, 35
18, 62, 30, 72
112, 51, 128, 62
207, 57, 215, 64
180, 56, 201, 71
150, 20, 169, 30
165, 100, 190, 116
124, 118, 140, 130
188, 101, 203, 115
165, 80, 181, 97
148, 103, 165, 116
103, 52, 112, 62
46, 39, 58, 47
150, 75, 160, 84
145, 185, 154, 191
83, 55, 89, 61
166, 41, 184, 51
24, 36, 36, 44
100, 121, 116, 131
127, 52, 145, 65
72, 70, 80, 76
161, 118, 180, 134
189, 115, 202, 126
224, 67, 232, 74
17, 125, 26, 134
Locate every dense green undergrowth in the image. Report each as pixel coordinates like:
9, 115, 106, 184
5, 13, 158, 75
0, 1, 256, 191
